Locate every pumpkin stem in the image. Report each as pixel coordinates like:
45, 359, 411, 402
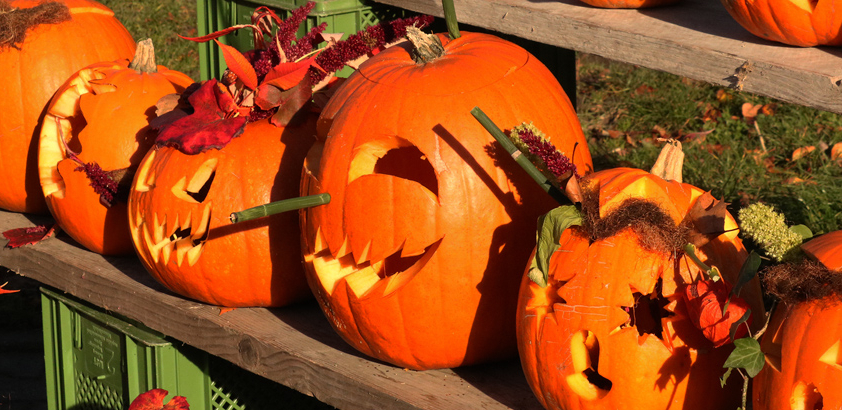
649, 139, 684, 183
471, 107, 569, 205
229, 193, 331, 223
0, 1, 71, 49
441, 0, 461, 39
128, 39, 158, 73
406, 26, 445, 64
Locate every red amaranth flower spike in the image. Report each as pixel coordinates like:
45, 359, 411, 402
75, 162, 119, 207
308, 15, 435, 85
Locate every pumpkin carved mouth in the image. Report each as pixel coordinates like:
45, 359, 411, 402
133, 152, 215, 266
306, 228, 442, 299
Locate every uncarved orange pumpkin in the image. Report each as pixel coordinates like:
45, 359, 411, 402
128, 116, 317, 307
753, 230, 842, 410
299, 31, 593, 370
0, 0, 135, 214
721, 0, 842, 46
516, 166, 765, 410
38, 39, 193, 255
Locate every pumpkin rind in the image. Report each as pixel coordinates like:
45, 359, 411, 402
720, 0, 842, 46
38, 53, 193, 255
577, 0, 679, 9
516, 167, 765, 410
753, 230, 842, 410
128, 117, 316, 307
0, 0, 135, 213
300, 31, 593, 370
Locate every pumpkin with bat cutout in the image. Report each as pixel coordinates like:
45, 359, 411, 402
753, 230, 842, 410
39, 39, 193, 255
0, 0, 135, 213
299, 30, 593, 370
515, 154, 765, 410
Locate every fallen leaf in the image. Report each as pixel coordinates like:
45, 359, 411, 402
128, 389, 189, 410
3, 224, 59, 248
652, 124, 669, 138
219, 307, 236, 315
783, 177, 805, 184
701, 104, 722, 122
831, 142, 842, 162
716, 89, 731, 102
635, 84, 655, 95
761, 103, 776, 116
682, 129, 714, 144
742, 102, 763, 122
791, 146, 816, 161
0, 282, 19, 295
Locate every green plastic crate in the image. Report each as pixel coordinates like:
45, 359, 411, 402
41, 287, 333, 410
196, 0, 408, 81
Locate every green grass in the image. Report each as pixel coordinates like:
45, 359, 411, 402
578, 54, 842, 235
99, 0, 201, 80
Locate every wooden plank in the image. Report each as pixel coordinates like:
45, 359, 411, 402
375, 0, 842, 114
0, 210, 540, 410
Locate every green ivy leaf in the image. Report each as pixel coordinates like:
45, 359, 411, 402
789, 224, 813, 241
728, 309, 752, 345
723, 337, 765, 378
719, 367, 734, 388
533, 206, 582, 287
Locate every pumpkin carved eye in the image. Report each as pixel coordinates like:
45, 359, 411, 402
791, 381, 823, 410
348, 137, 439, 200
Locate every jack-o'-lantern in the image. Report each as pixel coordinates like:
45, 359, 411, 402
38, 39, 193, 255
128, 116, 317, 307
0, 0, 135, 214
515, 151, 765, 410
299, 29, 593, 370
721, 0, 842, 47
753, 230, 842, 410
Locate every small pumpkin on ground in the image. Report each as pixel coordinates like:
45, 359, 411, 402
128, 4, 434, 307
516, 141, 765, 410
752, 230, 842, 410
0, 0, 135, 214
721, 0, 842, 46
299, 24, 592, 369
38, 39, 193, 255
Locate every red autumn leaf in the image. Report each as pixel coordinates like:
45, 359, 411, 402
214, 39, 258, 90
155, 80, 248, 155
683, 279, 751, 348
791, 145, 816, 161
262, 57, 319, 90
0, 282, 19, 295
178, 25, 257, 43
128, 389, 189, 410
3, 224, 58, 248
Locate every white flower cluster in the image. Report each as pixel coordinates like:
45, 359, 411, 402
738, 202, 803, 262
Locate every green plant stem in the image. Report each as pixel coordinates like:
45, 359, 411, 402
683, 243, 721, 281
229, 193, 330, 223
470, 107, 567, 205
441, 0, 461, 39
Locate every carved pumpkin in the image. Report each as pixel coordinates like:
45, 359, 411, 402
721, 0, 842, 46
128, 116, 317, 307
753, 230, 842, 410
299, 31, 593, 370
0, 0, 135, 213
38, 39, 193, 255
515, 165, 766, 410
577, 0, 678, 9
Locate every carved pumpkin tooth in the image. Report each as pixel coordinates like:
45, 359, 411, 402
354, 240, 372, 265
312, 252, 357, 295
175, 238, 192, 266
153, 213, 165, 243
142, 224, 159, 264
192, 202, 211, 241
186, 242, 204, 266
160, 240, 174, 265
168, 212, 181, 238
313, 226, 327, 253
180, 210, 193, 232
335, 235, 351, 258
344, 267, 381, 298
